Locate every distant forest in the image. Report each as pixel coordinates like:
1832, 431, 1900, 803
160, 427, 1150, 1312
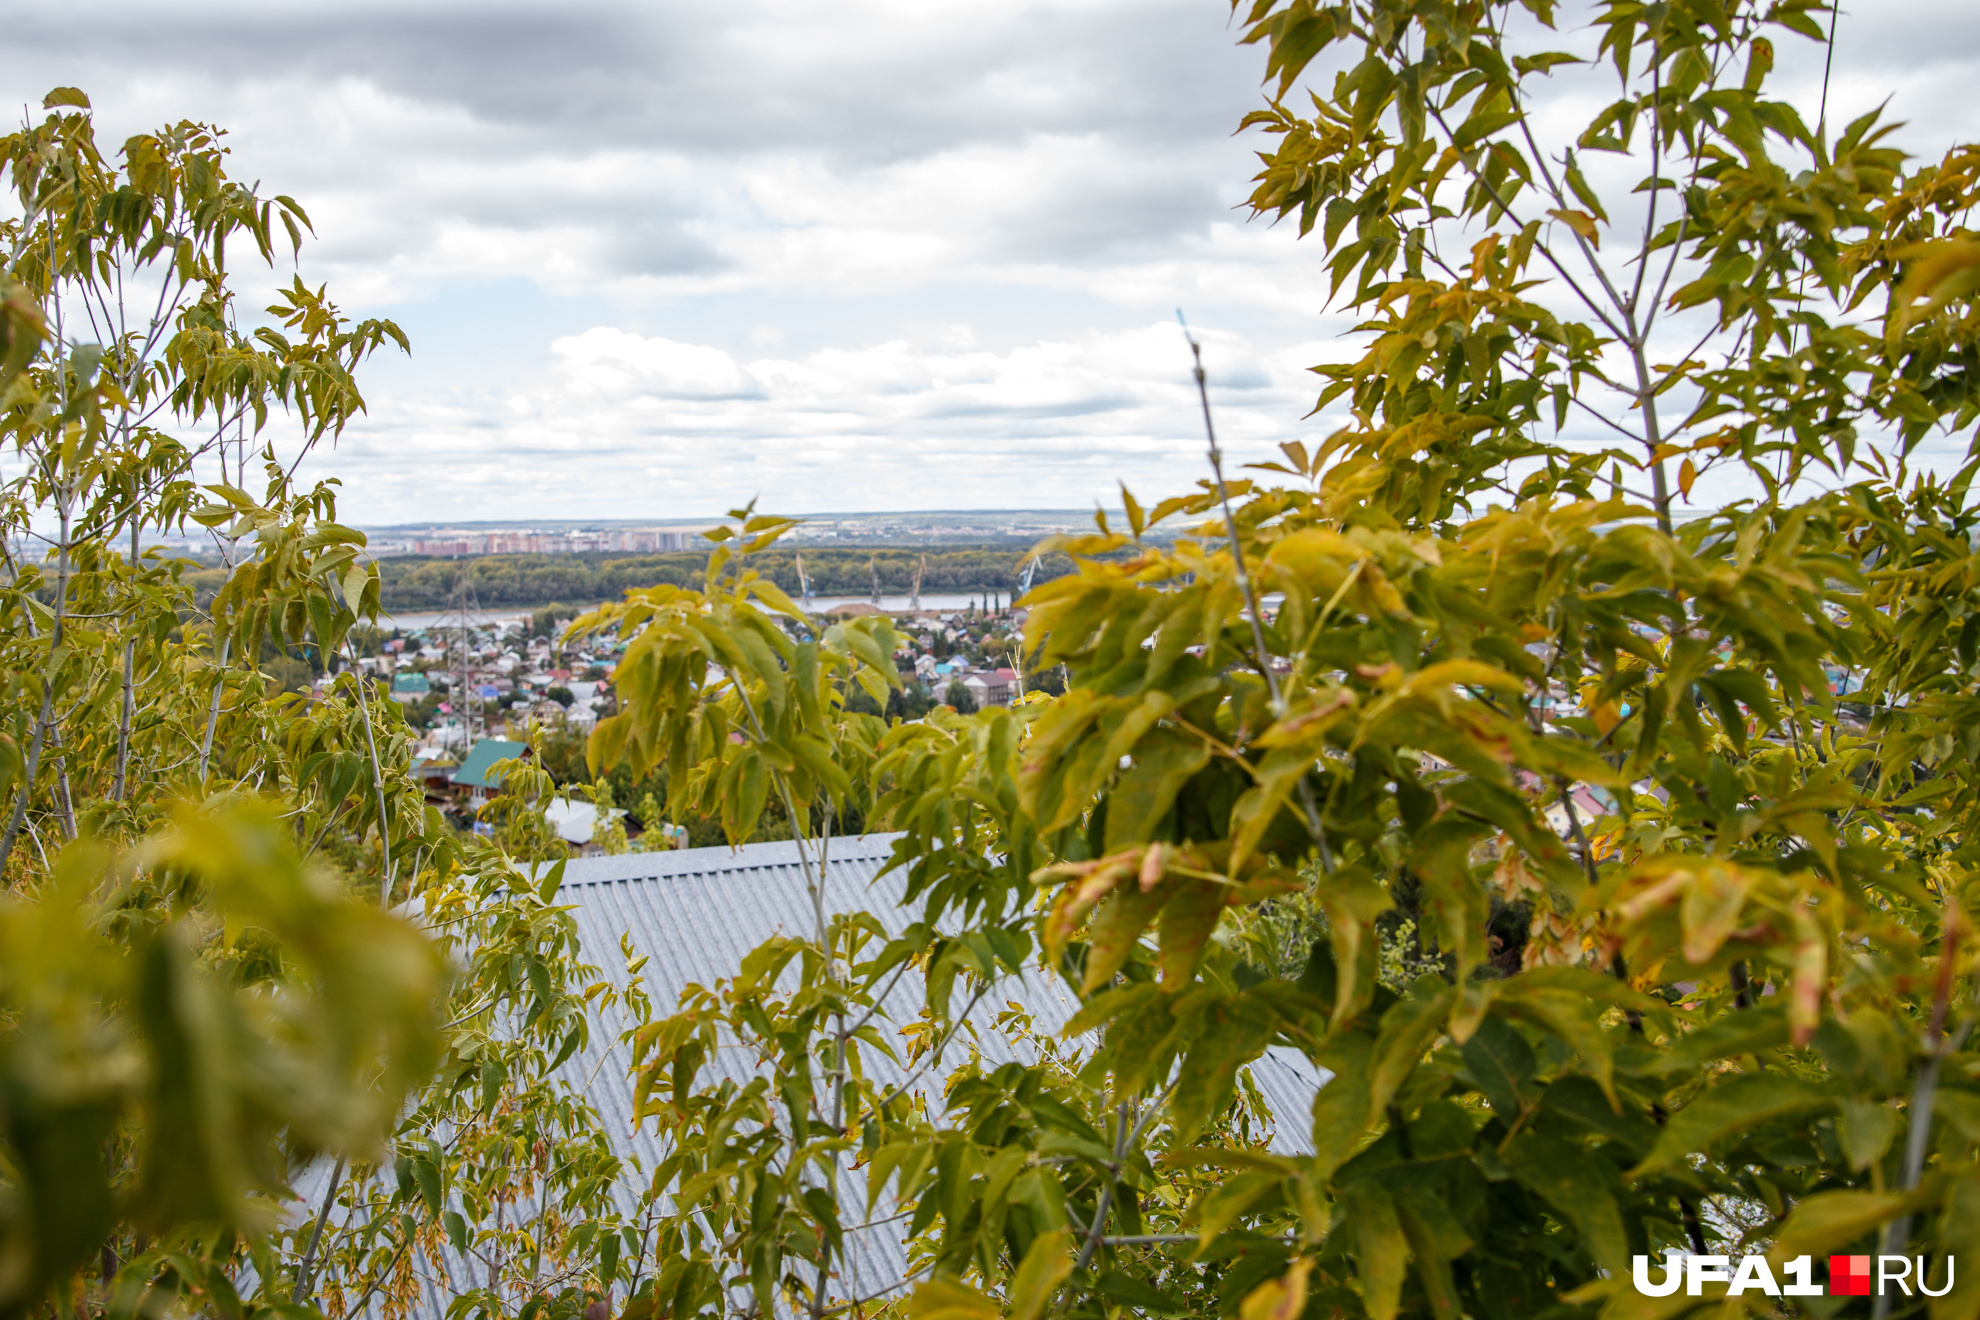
372, 544, 1082, 611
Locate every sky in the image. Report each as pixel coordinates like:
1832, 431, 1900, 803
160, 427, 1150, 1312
5, 0, 1978, 526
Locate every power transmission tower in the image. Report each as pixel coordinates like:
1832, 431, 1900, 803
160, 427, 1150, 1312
450, 559, 482, 749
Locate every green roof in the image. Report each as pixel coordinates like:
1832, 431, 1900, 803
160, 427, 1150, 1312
392, 672, 431, 693
451, 739, 529, 789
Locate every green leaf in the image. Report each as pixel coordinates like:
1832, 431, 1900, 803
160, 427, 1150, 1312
1538, 1076, 1658, 1156
1768, 1188, 1923, 1263
1310, 1034, 1374, 1181
1494, 983, 1618, 1105
1369, 983, 1456, 1117
1096, 1272, 1186, 1315
1194, 1168, 1283, 1244
1631, 1072, 1831, 1178
1155, 879, 1227, 988
411, 1151, 443, 1217
1339, 1181, 1408, 1320
1837, 1099, 1898, 1173
1172, 996, 1275, 1139
1502, 1130, 1631, 1271
1459, 1016, 1535, 1119
1394, 1184, 1470, 1320
1101, 733, 1210, 851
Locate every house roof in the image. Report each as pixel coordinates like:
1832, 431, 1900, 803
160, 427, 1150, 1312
449, 738, 529, 788
541, 796, 625, 846
391, 672, 430, 693
374, 835, 1328, 1318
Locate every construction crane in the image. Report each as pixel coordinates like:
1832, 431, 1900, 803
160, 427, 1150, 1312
1018, 555, 1040, 598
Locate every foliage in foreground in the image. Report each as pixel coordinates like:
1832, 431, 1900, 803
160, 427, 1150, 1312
6, 2, 1980, 1320
0, 89, 638, 1320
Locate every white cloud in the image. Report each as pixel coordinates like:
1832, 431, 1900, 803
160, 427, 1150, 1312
552, 330, 765, 400
303, 321, 1334, 521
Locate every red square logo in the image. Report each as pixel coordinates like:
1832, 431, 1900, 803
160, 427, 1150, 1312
1830, 1256, 1872, 1296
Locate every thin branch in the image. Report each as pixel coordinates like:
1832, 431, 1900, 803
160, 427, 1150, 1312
1181, 317, 1335, 872
1070, 1080, 1181, 1280
293, 1155, 348, 1304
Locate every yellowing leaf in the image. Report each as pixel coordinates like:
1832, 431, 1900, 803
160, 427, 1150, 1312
1240, 1257, 1312, 1320
1891, 238, 1980, 336
1787, 909, 1827, 1046
904, 1279, 998, 1320
1548, 208, 1601, 248
1082, 881, 1172, 993
1008, 1227, 1073, 1320
1398, 658, 1525, 697
1677, 860, 1756, 965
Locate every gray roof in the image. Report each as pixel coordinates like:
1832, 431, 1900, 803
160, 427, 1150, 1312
374, 834, 1328, 1317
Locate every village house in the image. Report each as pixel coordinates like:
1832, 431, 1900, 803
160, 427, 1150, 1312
962, 667, 1019, 708
449, 738, 530, 807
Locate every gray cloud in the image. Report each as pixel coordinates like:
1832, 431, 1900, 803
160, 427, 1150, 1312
5, 0, 1263, 158
2, 0, 1972, 523
1, 0, 1281, 295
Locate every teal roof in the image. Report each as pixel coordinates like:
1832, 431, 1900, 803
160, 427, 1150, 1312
392, 672, 431, 693
451, 739, 529, 789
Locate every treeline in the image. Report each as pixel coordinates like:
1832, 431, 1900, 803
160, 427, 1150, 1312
375, 544, 1079, 611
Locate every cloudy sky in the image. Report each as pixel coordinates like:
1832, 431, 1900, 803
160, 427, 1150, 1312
6, 0, 1977, 526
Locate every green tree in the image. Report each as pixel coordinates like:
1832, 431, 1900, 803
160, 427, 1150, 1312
581, 6, 1980, 1320
0, 90, 632, 1320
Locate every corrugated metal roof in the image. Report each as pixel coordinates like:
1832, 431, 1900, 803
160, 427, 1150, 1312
365, 834, 1327, 1318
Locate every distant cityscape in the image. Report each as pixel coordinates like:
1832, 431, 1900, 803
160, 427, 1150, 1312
388, 528, 701, 557
135, 510, 1117, 559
